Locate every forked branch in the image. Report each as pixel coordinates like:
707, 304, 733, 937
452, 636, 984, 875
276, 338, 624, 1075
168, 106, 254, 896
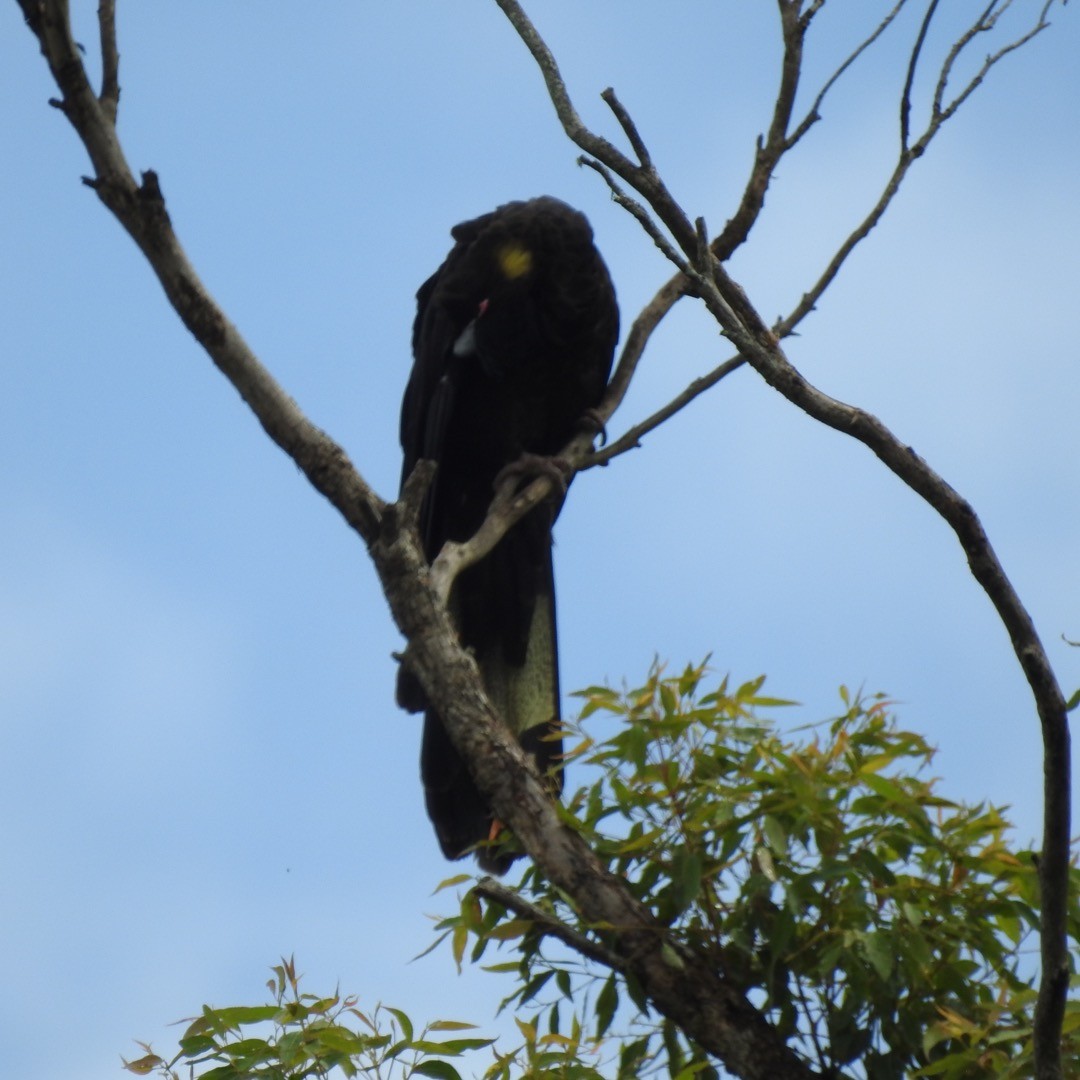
496, 2, 1071, 1076
18, 6, 822, 1077
577, 0, 1057, 468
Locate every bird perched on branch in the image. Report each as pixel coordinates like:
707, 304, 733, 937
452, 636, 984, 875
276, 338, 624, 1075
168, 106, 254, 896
397, 196, 619, 872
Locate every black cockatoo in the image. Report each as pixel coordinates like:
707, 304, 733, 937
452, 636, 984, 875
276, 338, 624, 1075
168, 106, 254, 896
397, 197, 618, 872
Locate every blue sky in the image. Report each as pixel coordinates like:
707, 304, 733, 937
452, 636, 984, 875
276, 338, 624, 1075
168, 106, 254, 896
2, 3, 1078, 1077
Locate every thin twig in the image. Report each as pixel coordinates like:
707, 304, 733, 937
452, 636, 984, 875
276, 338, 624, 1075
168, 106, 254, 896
27, 0, 385, 545
587, 356, 745, 467
599, 272, 691, 429
901, 0, 940, 150
786, 0, 911, 153
782, 0, 1059, 342
935, 0, 1056, 124
712, 0, 805, 261
578, 157, 690, 276
495, 4, 1071, 1074
495, 0, 698, 256
97, 0, 119, 123
935, 0, 1001, 117
474, 877, 626, 971
493, 0, 633, 183
777, 153, 911, 338
799, 0, 827, 31
601, 86, 651, 168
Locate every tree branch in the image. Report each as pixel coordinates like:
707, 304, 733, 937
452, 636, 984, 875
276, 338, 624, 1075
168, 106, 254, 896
779, 0, 1060, 340
496, 1, 1071, 1075
900, 0, 940, 151
473, 877, 625, 971
711, 0, 806, 260
587, 354, 744, 467
375, 498, 822, 1080
578, 156, 691, 277
691, 247, 1072, 1080
494, 0, 698, 256
934, 0, 1056, 125
599, 272, 691, 430
20, 8, 822, 1078
97, 0, 119, 124
20, 0, 1070, 1075
787, 1, 912, 152
23, 0, 384, 547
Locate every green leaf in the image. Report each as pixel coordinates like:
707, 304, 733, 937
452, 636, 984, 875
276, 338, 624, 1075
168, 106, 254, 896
177, 1034, 217, 1057
206, 1005, 279, 1027
618, 1036, 651, 1078
387, 1006, 414, 1044
196, 1067, 244, 1080
901, 901, 923, 927
315, 1026, 387, 1054
744, 695, 798, 709
410, 1062, 465, 1080
518, 970, 554, 1006
863, 931, 894, 980
222, 1037, 272, 1061
661, 943, 686, 970
411, 1037, 495, 1055
861, 772, 907, 803
659, 681, 678, 716
433, 873, 473, 893
485, 918, 530, 941
426, 1020, 480, 1032
595, 973, 618, 1038
451, 924, 468, 971
670, 847, 705, 914
122, 1054, 164, 1075
481, 961, 519, 974
762, 815, 788, 858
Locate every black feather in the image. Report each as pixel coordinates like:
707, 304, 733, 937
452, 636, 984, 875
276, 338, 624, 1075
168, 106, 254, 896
398, 197, 618, 872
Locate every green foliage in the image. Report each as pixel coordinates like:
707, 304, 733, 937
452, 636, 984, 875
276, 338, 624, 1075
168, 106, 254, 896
123, 954, 497, 1080
132, 665, 1080, 1079
125, 954, 614, 1079
436, 662, 1080, 1078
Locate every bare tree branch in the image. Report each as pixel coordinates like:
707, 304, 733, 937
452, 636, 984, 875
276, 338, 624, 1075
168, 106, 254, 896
496, 2, 1072, 1076
780, 0, 1059, 340
18, 8, 823, 1077
473, 877, 625, 971
97, 0, 119, 123
23, 0, 384, 547
935, 0, 1056, 123
578, 156, 691, 277
777, 153, 910, 337
587, 354, 744, 467
599, 272, 691, 429
600, 85, 652, 169
521, 0, 1052, 474
692, 224, 1073, 1080
17, 0, 1071, 1075
798, 0, 828, 30
712, 0, 806, 260
494, 0, 698, 256
901, 0, 940, 150
786, 1, 911, 153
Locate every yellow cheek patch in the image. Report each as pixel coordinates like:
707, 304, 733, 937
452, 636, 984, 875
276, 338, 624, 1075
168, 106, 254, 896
497, 243, 533, 280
